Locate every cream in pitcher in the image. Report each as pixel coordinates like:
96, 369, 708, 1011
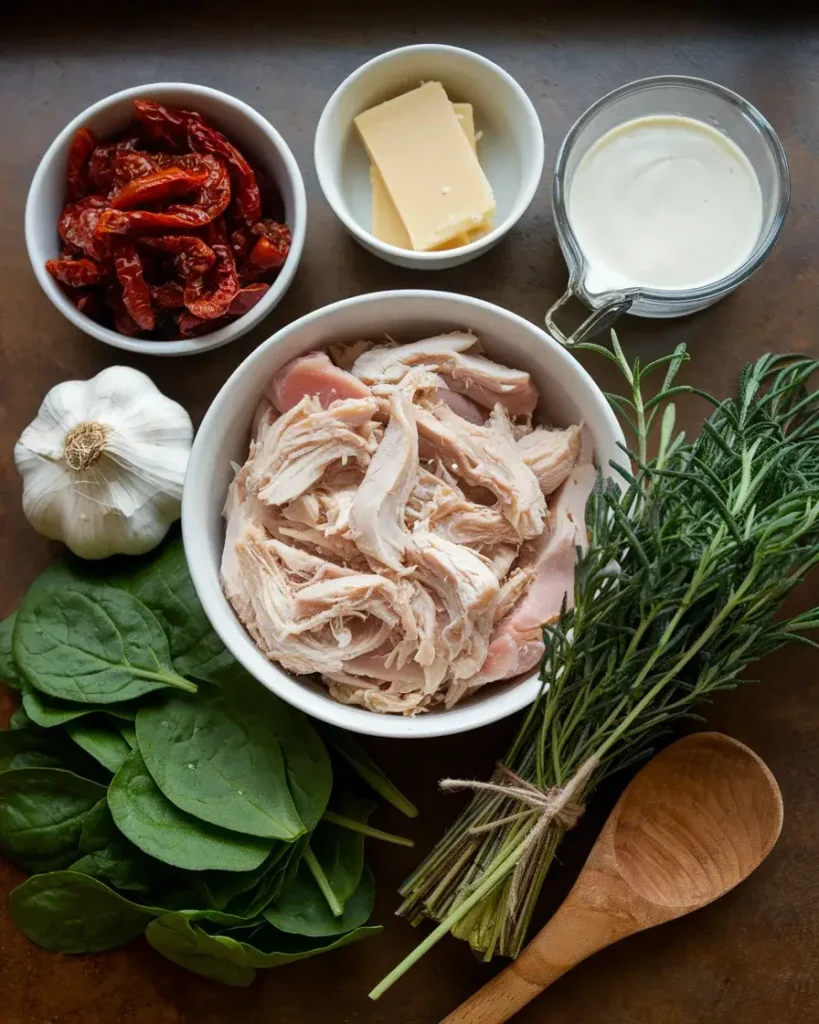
567, 114, 764, 294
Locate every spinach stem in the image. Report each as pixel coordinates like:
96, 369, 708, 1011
303, 845, 343, 918
323, 811, 414, 847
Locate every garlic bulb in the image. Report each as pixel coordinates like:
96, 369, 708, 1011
14, 366, 193, 560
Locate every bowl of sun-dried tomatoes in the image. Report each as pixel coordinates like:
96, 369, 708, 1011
25, 83, 306, 355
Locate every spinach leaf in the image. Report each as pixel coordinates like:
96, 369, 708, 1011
65, 717, 132, 774
199, 844, 289, 910
310, 793, 375, 909
0, 727, 55, 770
22, 686, 140, 729
10, 871, 157, 952
322, 725, 417, 818
0, 768, 106, 872
69, 836, 161, 895
0, 613, 21, 690
14, 584, 196, 703
136, 681, 305, 841
265, 863, 375, 938
108, 750, 274, 872
119, 723, 137, 748
224, 840, 304, 920
146, 913, 380, 985
146, 913, 257, 986
80, 799, 119, 851
10, 706, 32, 730
115, 540, 235, 685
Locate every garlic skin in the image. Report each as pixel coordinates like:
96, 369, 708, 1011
14, 366, 193, 560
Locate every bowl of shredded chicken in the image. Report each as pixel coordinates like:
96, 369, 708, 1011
183, 290, 624, 737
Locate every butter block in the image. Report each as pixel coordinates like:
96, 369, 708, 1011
371, 102, 487, 250
355, 82, 496, 251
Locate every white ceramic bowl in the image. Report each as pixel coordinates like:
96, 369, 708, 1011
25, 83, 307, 357
314, 45, 544, 270
183, 290, 624, 738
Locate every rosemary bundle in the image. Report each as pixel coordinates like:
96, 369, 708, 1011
371, 341, 819, 999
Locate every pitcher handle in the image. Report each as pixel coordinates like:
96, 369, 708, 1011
545, 283, 634, 347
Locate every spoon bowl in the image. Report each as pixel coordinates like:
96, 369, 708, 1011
444, 732, 783, 1023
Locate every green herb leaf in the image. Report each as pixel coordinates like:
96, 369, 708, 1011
0, 613, 21, 690
119, 722, 138, 748
136, 682, 305, 841
9, 706, 33, 730
0, 768, 106, 872
10, 871, 157, 952
116, 540, 235, 685
108, 750, 274, 872
265, 863, 375, 938
66, 717, 132, 773
200, 844, 289, 911
14, 584, 196, 704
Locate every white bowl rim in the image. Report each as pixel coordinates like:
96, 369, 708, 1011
183, 288, 626, 738
314, 44, 545, 264
25, 81, 307, 357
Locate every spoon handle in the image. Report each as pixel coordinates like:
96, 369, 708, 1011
441, 890, 637, 1024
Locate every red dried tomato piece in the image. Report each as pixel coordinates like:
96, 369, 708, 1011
188, 121, 261, 225
66, 128, 96, 202
183, 240, 240, 320
89, 137, 141, 192
113, 149, 163, 184
46, 256, 108, 288
110, 166, 210, 210
134, 100, 203, 150
105, 284, 141, 336
141, 236, 216, 282
112, 239, 155, 331
246, 233, 289, 272
97, 206, 215, 236
73, 290, 103, 319
230, 227, 250, 262
151, 282, 185, 310
227, 283, 269, 316
197, 155, 231, 220
175, 310, 222, 337
59, 195, 110, 262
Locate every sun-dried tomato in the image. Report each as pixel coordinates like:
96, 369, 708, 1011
110, 166, 210, 210
150, 281, 185, 310
50, 99, 287, 341
46, 256, 108, 288
133, 99, 204, 150
227, 282, 269, 316
246, 228, 290, 271
141, 236, 216, 282
112, 239, 155, 331
73, 290, 102, 319
105, 284, 141, 336
66, 128, 96, 202
88, 137, 141, 192
59, 195, 110, 262
97, 206, 216, 236
183, 239, 240, 320
197, 155, 231, 220
188, 121, 261, 225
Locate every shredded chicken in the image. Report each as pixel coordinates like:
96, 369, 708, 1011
221, 333, 592, 715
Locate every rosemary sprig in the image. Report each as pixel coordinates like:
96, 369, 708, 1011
370, 341, 819, 999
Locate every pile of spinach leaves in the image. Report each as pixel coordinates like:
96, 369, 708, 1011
0, 539, 416, 986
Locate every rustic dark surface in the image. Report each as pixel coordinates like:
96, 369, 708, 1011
1, 6, 818, 1024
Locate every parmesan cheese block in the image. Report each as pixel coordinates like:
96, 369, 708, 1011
370, 102, 490, 250
355, 82, 496, 251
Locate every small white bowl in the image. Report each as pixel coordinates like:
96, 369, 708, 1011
182, 290, 624, 739
314, 45, 544, 270
25, 83, 307, 357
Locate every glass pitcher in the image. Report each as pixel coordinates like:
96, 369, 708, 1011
546, 76, 790, 347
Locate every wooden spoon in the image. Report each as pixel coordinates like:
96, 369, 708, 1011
443, 732, 783, 1024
